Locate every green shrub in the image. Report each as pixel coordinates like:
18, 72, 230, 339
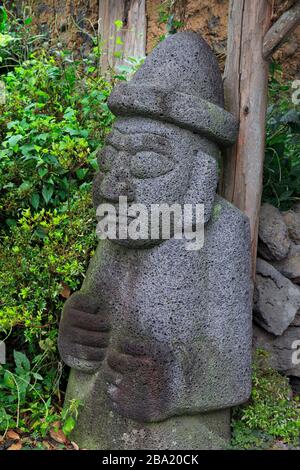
231, 350, 300, 449
0, 189, 97, 433
0, 190, 97, 332
0, 348, 83, 436
0, 51, 113, 225
263, 64, 300, 210
0, 9, 117, 433
0, 2, 148, 435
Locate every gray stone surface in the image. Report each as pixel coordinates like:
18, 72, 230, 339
272, 244, 300, 284
293, 203, 300, 214
108, 32, 238, 147
253, 324, 300, 377
282, 210, 300, 244
254, 258, 300, 336
58, 31, 252, 450
291, 310, 300, 326
66, 370, 231, 450
258, 203, 291, 261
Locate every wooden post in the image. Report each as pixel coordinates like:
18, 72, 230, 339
220, 0, 272, 277
98, 0, 146, 73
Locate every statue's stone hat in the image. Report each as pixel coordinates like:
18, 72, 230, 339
108, 31, 238, 146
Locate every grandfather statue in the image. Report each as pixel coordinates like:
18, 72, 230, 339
58, 32, 252, 450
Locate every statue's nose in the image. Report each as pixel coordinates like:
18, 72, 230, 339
99, 152, 135, 203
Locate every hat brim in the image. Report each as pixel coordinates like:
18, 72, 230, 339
108, 83, 239, 147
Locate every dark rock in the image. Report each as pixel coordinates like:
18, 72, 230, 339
282, 210, 300, 244
293, 203, 300, 214
272, 244, 300, 283
258, 203, 291, 261
254, 259, 300, 335
253, 324, 300, 377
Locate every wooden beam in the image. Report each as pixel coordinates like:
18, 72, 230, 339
220, 0, 272, 278
263, 0, 300, 59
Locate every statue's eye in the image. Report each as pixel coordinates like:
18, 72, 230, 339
130, 152, 174, 179
97, 145, 116, 172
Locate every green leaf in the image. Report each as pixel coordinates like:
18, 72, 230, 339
14, 350, 30, 372
38, 167, 48, 178
18, 181, 32, 192
3, 371, 15, 389
32, 372, 43, 381
20, 144, 35, 157
7, 134, 23, 148
75, 168, 88, 180
89, 157, 98, 171
63, 107, 76, 120
113, 51, 122, 59
42, 185, 54, 204
65, 127, 80, 136
0, 7, 8, 33
16, 373, 30, 398
31, 193, 40, 210
114, 20, 123, 31
0, 32, 13, 47
62, 416, 76, 435
0, 408, 10, 428
34, 226, 47, 240
116, 36, 124, 45
5, 218, 16, 227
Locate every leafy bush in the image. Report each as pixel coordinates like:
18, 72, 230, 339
263, 64, 300, 210
0, 189, 97, 434
0, 51, 113, 226
231, 350, 300, 449
0, 7, 117, 435
0, 190, 97, 332
0, 349, 82, 436
0, 2, 147, 436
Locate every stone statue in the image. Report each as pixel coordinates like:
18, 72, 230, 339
58, 31, 252, 450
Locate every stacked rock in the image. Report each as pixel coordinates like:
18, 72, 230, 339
254, 203, 300, 383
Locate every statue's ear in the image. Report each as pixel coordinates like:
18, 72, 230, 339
183, 150, 218, 224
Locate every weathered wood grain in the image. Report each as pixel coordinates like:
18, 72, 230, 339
98, 0, 146, 73
220, 0, 272, 277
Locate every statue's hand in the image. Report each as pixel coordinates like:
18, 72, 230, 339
58, 292, 110, 373
105, 340, 172, 422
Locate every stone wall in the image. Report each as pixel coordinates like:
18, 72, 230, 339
254, 203, 300, 388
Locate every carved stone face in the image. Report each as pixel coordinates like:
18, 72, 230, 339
93, 116, 219, 246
